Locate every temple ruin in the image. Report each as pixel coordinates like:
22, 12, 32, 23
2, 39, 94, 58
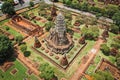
10, 15, 43, 36
45, 13, 74, 54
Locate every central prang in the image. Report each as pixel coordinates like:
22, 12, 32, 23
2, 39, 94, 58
45, 13, 74, 54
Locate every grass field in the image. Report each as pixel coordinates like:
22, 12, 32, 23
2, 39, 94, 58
0, 60, 38, 80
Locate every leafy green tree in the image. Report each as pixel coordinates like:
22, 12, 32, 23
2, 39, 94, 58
100, 44, 110, 56
112, 11, 120, 30
116, 52, 120, 68
81, 26, 99, 40
0, 35, 14, 63
45, 21, 54, 31
1, 2, 16, 16
116, 57, 120, 69
71, 0, 79, 9
23, 51, 31, 57
39, 63, 55, 80
90, 6, 101, 13
105, 5, 119, 18
110, 24, 119, 34
2, 0, 14, 3
15, 35, 23, 45
20, 44, 27, 52
92, 70, 114, 80
29, 1, 34, 8
52, 0, 58, 2
81, 2, 89, 11
111, 36, 120, 49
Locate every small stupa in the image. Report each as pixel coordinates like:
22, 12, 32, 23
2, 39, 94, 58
79, 36, 85, 44
51, 4, 57, 17
102, 29, 109, 38
34, 36, 41, 48
60, 54, 68, 66
45, 12, 73, 54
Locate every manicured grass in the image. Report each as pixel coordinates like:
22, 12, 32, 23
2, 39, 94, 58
2, 25, 22, 37
86, 55, 101, 74
98, 51, 116, 64
0, 19, 9, 25
107, 32, 116, 47
0, 60, 38, 80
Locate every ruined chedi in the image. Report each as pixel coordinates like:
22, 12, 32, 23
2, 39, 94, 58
45, 13, 73, 54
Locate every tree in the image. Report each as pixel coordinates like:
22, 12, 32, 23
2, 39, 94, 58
1, 2, 15, 16
52, 0, 58, 2
116, 57, 120, 69
23, 51, 31, 57
100, 44, 110, 56
81, 26, 99, 40
39, 63, 55, 80
15, 35, 23, 45
2, 0, 14, 3
110, 24, 119, 34
105, 5, 119, 18
112, 11, 120, 30
0, 35, 14, 63
81, 2, 89, 11
116, 52, 120, 68
111, 36, 120, 49
20, 44, 27, 53
29, 1, 34, 8
45, 21, 54, 31
19, 0, 24, 6
92, 70, 114, 80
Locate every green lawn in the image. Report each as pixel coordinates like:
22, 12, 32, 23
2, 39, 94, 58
2, 25, 22, 37
86, 55, 101, 74
0, 60, 38, 80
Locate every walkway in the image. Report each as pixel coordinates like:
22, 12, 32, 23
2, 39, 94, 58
70, 38, 103, 80
17, 50, 40, 76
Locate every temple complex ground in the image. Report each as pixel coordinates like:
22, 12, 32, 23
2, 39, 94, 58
0, 1, 119, 80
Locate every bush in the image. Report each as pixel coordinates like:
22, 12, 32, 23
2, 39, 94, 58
29, 1, 34, 8
81, 26, 99, 40
20, 44, 27, 52
45, 21, 54, 31
23, 51, 31, 57
111, 37, 120, 49
100, 44, 110, 56
39, 63, 55, 80
15, 35, 23, 45
110, 24, 119, 34
5, 26, 10, 30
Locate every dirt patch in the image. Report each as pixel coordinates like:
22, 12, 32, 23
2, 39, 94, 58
0, 62, 14, 72
11, 68, 18, 75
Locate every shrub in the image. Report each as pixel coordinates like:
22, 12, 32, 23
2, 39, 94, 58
5, 26, 10, 30
23, 51, 31, 57
20, 44, 27, 52
100, 44, 110, 56
110, 24, 119, 34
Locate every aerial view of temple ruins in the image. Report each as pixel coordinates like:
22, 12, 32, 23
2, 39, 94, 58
0, 0, 120, 80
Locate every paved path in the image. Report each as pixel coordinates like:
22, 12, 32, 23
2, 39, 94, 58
70, 38, 103, 80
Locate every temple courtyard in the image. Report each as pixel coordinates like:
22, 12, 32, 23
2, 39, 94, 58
0, 0, 120, 80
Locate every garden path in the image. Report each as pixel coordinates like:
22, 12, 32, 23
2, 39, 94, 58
70, 38, 103, 80
17, 50, 40, 76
